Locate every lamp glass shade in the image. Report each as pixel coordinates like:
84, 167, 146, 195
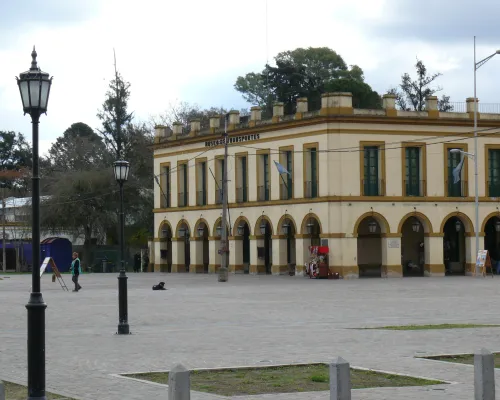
113, 160, 130, 183
216, 225, 222, 236
197, 226, 204, 237
412, 220, 420, 232
178, 227, 186, 237
495, 220, 500, 232
19, 80, 30, 109
306, 222, 314, 234
260, 222, 266, 235
455, 220, 461, 232
237, 224, 244, 236
368, 221, 377, 233
282, 222, 290, 235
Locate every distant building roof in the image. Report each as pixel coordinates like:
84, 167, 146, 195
4, 196, 51, 209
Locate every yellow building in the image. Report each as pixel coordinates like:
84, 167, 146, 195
152, 92, 500, 278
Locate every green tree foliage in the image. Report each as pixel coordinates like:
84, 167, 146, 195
0, 131, 32, 189
389, 59, 453, 112
152, 102, 228, 132
235, 47, 382, 114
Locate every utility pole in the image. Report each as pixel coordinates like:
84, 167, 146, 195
218, 114, 229, 282
2, 184, 5, 273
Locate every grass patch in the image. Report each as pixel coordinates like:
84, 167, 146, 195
424, 353, 500, 368
125, 364, 444, 396
359, 324, 500, 331
2, 381, 73, 399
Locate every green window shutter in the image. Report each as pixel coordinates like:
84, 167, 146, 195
364, 147, 379, 195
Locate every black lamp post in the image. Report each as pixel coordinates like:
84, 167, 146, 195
113, 160, 130, 335
17, 47, 52, 400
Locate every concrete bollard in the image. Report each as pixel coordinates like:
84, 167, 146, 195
0, 380, 4, 400
330, 357, 351, 400
474, 348, 495, 400
168, 364, 190, 400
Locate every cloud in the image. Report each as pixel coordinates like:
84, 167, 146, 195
371, 0, 500, 44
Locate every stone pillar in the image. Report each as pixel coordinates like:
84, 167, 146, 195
466, 234, 476, 276
329, 237, 359, 279
229, 236, 244, 274
189, 119, 201, 136
168, 364, 190, 400
228, 110, 240, 130
209, 115, 220, 134
294, 236, 308, 276
467, 97, 479, 119
249, 106, 262, 127
426, 96, 439, 118
208, 237, 220, 274
295, 97, 308, 119
330, 357, 351, 400
474, 348, 495, 400
271, 235, 288, 275
272, 102, 284, 123
190, 237, 204, 273
249, 236, 265, 274
171, 238, 186, 273
320, 92, 353, 116
172, 122, 183, 139
382, 94, 397, 117
423, 234, 445, 276
381, 234, 402, 278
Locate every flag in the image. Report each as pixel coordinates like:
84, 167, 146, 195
274, 160, 291, 175
452, 154, 465, 184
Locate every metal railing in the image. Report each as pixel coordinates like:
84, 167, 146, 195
488, 180, 500, 197
362, 178, 385, 196
304, 180, 318, 198
178, 192, 188, 207
257, 185, 270, 201
215, 189, 223, 204
196, 190, 207, 206
446, 102, 500, 114
236, 186, 247, 203
404, 179, 426, 197
447, 180, 468, 197
280, 182, 293, 200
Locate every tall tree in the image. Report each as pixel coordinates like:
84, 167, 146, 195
235, 47, 381, 114
0, 131, 32, 188
97, 67, 133, 159
151, 102, 227, 132
389, 59, 453, 112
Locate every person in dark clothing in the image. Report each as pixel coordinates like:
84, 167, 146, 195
133, 253, 141, 273
70, 252, 82, 292
143, 254, 149, 272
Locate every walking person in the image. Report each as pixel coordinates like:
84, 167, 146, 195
70, 252, 82, 292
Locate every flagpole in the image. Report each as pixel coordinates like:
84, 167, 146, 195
473, 35, 480, 276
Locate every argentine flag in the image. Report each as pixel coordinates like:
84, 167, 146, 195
452, 154, 465, 184
274, 161, 291, 175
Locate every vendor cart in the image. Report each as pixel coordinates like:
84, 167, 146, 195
305, 246, 331, 279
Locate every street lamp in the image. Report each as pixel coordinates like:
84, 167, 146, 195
455, 219, 462, 232
282, 221, 290, 235
260, 221, 267, 235
197, 224, 205, 237
496, 220, 500, 233
471, 37, 500, 275
113, 160, 130, 335
216, 225, 222, 237
17, 47, 52, 400
368, 220, 377, 233
412, 219, 420, 233
237, 223, 245, 236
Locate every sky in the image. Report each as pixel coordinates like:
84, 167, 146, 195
1, 0, 499, 156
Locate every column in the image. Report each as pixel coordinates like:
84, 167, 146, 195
271, 235, 288, 275
328, 237, 359, 279
381, 234, 402, 278
190, 237, 204, 273
171, 238, 186, 272
465, 234, 477, 276
154, 240, 162, 272
249, 236, 265, 274
229, 237, 244, 273
248, 152, 257, 202
294, 236, 306, 276
208, 237, 220, 274
423, 234, 445, 276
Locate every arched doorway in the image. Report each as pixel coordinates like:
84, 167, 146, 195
160, 223, 172, 272
303, 215, 321, 247
356, 216, 383, 277
235, 219, 251, 274
399, 213, 431, 277
195, 221, 210, 273
257, 217, 273, 274
177, 222, 190, 272
483, 215, 500, 274
443, 217, 466, 275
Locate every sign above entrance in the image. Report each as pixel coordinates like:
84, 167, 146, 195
205, 133, 260, 147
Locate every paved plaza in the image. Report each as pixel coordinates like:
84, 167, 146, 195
1, 273, 500, 399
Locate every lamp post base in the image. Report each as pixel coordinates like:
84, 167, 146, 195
117, 322, 130, 335
218, 266, 228, 282
26, 292, 47, 400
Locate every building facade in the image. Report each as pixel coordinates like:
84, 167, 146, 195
152, 92, 500, 278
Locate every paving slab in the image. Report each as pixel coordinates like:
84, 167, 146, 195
0, 273, 499, 399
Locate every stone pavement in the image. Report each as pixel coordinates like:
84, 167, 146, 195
0, 273, 500, 399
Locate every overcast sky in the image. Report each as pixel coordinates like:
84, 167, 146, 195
1, 0, 499, 155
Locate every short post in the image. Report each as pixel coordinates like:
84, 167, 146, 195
475, 348, 495, 400
168, 364, 190, 400
0, 380, 4, 400
330, 357, 351, 400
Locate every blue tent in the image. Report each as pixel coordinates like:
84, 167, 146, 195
40, 237, 72, 273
